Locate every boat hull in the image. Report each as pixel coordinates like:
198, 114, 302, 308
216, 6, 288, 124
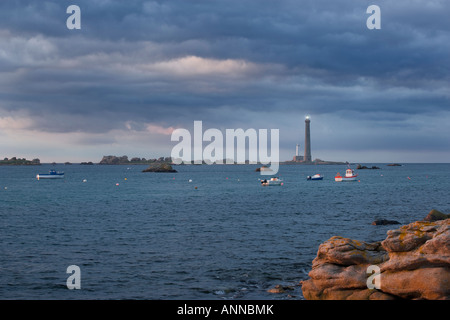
36, 174, 64, 180
261, 179, 283, 186
335, 175, 358, 182
261, 181, 282, 186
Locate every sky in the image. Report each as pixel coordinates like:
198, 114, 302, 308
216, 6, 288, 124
0, 0, 449, 163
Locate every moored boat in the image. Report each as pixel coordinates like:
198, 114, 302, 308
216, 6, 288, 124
307, 174, 323, 180
335, 168, 358, 182
36, 170, 65, 180
261, 177, 283, 186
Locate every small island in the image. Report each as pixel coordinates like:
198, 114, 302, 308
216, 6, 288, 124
356, 164, 380, 170
0, 157, 41, 165
142, 163, 177, 173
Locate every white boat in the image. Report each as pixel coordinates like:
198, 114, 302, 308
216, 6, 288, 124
261, 177, 283, 186
36, 170, 65, 180
335, 168, 358, 182
307, 174, 323, 180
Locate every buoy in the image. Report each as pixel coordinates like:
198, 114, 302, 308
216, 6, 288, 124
124, 178, 127, 181
4, 187, 7, 190
116, 183, 119, 186
194, 186, 198, 189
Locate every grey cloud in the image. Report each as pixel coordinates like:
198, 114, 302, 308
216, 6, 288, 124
0, 0, 448, 161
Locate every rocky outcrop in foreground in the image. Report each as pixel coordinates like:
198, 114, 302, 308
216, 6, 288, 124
301, 211, 450, 300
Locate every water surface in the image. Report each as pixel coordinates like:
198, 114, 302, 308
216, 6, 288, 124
1, 163, 449, 299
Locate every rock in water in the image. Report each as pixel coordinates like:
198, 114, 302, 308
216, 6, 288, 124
142, 163, 177, 173
267, 284, 295, 294
423, 209, 450, 222
267, 285, 285, 294
301, 217, 450, 300
372, 219, 401, 225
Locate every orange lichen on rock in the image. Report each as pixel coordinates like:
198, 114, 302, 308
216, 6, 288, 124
301, 215, 450, 300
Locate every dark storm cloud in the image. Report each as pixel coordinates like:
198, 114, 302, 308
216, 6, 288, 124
0, 0, 449, 142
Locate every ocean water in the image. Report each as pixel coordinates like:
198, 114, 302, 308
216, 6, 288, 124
1, 163, 449, 300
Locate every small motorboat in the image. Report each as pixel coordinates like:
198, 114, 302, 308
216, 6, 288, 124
335, 168, 358, 182
261, 177, 283, 186
36, 170, 65, 180
307, 174, 323, 180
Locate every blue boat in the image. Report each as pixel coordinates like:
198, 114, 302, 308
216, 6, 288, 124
36, 170, 65, 180
307, 174, 323, 180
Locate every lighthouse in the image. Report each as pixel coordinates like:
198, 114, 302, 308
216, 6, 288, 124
304, 115, 312, 162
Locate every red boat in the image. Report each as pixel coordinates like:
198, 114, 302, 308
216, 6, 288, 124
335, 168, 358, 182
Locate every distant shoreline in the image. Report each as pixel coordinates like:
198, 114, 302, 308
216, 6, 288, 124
280, 161, 347, 165
0, 157, 41, 166
2, 154, 448, 166
11, 162, 444, 166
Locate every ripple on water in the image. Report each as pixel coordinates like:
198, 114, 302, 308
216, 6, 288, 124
1, 164, 449, 299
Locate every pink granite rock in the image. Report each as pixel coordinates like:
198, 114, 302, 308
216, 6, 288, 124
301, 216, 450, 300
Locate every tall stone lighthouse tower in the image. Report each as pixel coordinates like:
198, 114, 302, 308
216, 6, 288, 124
304, 115, 312, 162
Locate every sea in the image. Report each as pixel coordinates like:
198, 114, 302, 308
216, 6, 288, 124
0, 163, 449, 300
